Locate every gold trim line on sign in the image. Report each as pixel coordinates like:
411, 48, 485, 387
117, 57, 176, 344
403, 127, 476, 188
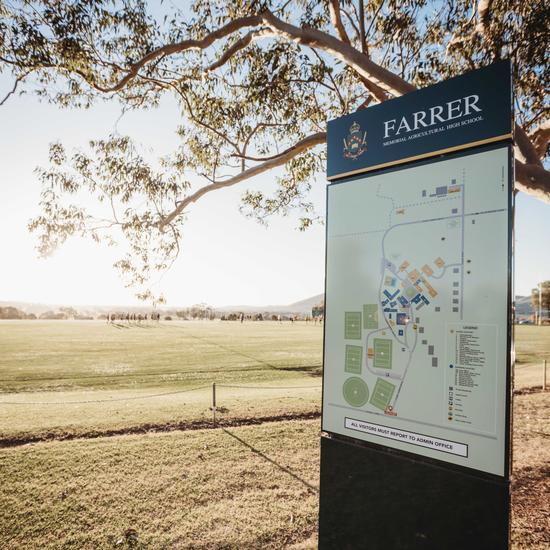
326, 134, 513, 181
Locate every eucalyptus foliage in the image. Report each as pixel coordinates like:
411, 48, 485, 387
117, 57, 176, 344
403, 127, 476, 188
1, 0, 548, 300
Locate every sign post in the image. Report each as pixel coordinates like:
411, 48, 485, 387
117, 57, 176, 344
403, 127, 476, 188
319, 61, 514, 549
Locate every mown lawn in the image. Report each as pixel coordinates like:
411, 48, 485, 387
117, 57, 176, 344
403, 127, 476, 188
0, 320, 323, 392
0, 321, 322, 441
515, 325, 550, 365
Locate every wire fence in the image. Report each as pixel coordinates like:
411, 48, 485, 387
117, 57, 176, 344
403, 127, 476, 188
2, 359, 546, 407
0, 381, 322, 406
0, 385, 213, 405
0, 364, 322, 384
217, 383, 321, 390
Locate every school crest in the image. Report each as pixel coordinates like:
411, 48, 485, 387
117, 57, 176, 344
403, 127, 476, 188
343, 121, 367, 159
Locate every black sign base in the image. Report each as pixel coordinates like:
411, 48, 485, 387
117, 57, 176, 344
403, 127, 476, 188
319, 435, 510, 550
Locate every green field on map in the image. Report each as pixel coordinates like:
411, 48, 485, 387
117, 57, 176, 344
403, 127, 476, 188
322, 146, 511, 476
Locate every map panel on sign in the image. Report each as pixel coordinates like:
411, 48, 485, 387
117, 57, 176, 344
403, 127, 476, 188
322, 146, 510, 476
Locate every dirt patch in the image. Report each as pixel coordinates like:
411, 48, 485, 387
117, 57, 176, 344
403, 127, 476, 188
512, 464, 550, 548
0, 410, 321, 448
511, 390, 550, 547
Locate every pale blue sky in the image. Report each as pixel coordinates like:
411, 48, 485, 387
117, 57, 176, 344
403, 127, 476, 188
0, 75, 548, 307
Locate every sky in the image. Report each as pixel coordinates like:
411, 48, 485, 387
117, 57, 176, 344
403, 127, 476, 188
0, 75, 548, 308
0, 75, 326, 308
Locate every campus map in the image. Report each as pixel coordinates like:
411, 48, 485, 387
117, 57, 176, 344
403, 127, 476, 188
322, 146, 510, 475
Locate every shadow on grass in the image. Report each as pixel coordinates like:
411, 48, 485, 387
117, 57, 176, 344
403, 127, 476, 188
276, 365, 323, 377
222, 427, 319, 494
168, 324, 321, 374
0, 411, 321, 448
109, 322, 164, 330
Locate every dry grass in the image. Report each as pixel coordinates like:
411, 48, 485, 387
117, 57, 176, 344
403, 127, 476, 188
511, 389, 550, 549
0, 384, 321, 444
0, 419, 320, 550
0, 389, 548, 549
511, 338, 550, 549
0, 322, 548, 548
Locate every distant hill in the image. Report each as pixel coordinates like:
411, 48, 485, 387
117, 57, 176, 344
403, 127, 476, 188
216, 293, 324, 315
0, 293, 532, 317
285, 293, 324, 313
0, 294, 326, 317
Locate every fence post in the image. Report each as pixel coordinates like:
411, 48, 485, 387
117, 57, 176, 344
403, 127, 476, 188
543, 360, 547, 392
212, 382, 217, 425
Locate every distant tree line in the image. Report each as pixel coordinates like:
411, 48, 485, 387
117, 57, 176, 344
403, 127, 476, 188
0, 306, 92, 320
0, 307, 36, 320
0, 304, 317, 322
531, 281, 550, 324
176, 304, 215, 320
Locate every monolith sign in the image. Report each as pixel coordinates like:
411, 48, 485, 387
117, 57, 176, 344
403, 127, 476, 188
319, 61, 513, 550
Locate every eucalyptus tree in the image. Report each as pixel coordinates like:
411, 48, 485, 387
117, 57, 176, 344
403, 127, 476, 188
531, 281, 550, 324
1, 0, 548, 300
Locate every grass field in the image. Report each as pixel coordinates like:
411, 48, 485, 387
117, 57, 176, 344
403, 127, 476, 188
0, 320, 323, 392
0, 320, 323, 442
0, 321, 548, 548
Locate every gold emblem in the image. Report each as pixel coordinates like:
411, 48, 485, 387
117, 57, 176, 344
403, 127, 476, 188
343, 121, 367, 159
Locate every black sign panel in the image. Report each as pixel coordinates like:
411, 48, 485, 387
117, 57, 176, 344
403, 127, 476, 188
320, 61, 514, 549
327, 61, 512, 179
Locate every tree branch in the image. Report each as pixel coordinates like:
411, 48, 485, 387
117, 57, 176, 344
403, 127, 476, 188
260, 11, 415, 96
530, 121, 550, 159
233, 132, 318, 161
0, 72, 29, 106
73, 10, 412, 99
515, 160, 550, 204
329, 0, 351, 46
340, 8, 360, 41
515, 123, 543, 167
476, 0, 493, 37
358, 0, 366, 54
241, 122, 288, 159
357, 75, 389, 103
87, 15, 262, 92
206, 28, 276, 71
308, 48, 347, 110
158, 131, 326, 230
365, 0, 386, 43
